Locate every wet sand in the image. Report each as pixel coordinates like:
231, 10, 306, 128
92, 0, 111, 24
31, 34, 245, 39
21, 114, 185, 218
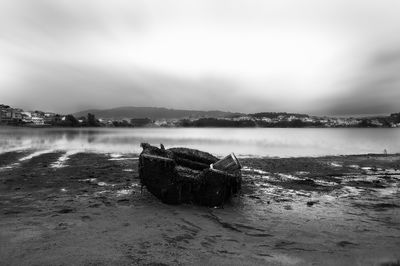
0, 150, 400, 265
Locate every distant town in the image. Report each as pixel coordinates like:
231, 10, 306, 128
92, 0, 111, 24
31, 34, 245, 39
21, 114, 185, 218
1, 103, 400, 128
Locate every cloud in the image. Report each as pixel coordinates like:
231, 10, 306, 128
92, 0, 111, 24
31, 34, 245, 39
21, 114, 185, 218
8, 55, 275, 113
1, 0, 400, 114
326, 47, 400, 115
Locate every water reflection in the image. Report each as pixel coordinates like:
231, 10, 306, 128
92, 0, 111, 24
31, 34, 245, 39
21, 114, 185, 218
0, 127, 399, 157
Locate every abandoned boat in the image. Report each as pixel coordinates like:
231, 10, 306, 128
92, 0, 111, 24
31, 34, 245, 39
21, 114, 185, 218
138, 143, 242, 206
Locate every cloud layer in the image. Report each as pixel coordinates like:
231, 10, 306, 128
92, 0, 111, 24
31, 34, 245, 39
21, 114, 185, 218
1, 0, 399, 115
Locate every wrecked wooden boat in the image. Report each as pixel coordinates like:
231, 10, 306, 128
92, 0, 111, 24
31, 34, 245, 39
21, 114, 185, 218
139, 143, 242, 206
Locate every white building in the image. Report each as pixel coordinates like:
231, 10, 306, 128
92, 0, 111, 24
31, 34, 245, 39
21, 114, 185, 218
21, 111, 32, 117
31, 117, 45, 125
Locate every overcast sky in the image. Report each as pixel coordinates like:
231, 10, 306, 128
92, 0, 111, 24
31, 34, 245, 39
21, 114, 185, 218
1, 0, 399, 115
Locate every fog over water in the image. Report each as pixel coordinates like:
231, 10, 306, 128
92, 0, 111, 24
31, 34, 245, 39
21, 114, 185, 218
1, 127, 399, 157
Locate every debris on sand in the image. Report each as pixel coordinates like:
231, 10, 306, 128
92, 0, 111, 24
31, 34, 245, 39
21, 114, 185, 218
306, 200, 319, 207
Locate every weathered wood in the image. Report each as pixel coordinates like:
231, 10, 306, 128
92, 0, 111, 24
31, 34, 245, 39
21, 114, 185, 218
139, 143, 241, 206
211, 153, 242, 172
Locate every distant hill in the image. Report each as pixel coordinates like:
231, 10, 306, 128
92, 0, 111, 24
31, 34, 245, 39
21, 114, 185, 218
73, 106, 243, 120
249, 112, 309, 119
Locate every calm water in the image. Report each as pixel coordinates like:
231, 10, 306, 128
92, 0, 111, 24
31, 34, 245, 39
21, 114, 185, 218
0, 127, 399, 157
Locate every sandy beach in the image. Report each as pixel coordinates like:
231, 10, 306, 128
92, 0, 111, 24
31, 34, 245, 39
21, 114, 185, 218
1, 150, 400, 265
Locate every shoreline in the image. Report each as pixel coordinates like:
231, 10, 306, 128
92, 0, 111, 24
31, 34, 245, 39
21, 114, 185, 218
1, 124, 400, 129
1, 146, 400, 161
1, 150, 400, 265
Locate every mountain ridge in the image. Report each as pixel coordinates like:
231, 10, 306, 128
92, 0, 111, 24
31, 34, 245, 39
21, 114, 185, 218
73, 106, 243, 120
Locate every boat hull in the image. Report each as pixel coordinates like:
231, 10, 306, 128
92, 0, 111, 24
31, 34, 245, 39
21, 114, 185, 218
139, 144, 241, 206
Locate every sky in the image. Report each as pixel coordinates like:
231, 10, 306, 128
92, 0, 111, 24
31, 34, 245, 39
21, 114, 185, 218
0, 0, 399, 115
